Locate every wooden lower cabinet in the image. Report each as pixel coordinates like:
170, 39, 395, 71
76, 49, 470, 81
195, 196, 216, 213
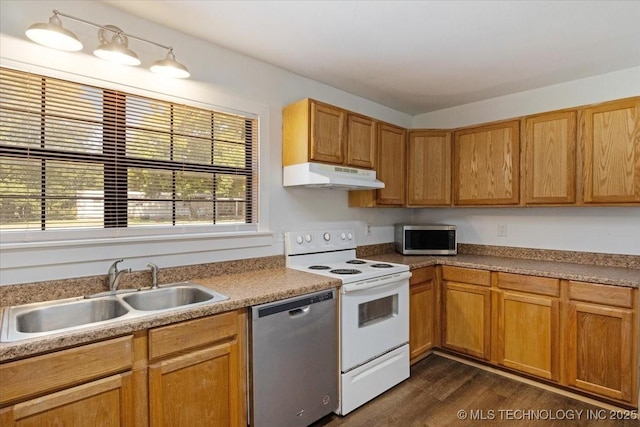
147, 310, 246, 427
438, 269, 638, 407
496, 273, 560, 381
565, 281, 637, 404
497, 291, 560, 381
443, 282, 491, 360
1, 373, 134, 427
149, 342, 241, 427
442, 267, 491, 360
0, 310, 247, 427
409, 267, 436, 363
0, 335, 136, 427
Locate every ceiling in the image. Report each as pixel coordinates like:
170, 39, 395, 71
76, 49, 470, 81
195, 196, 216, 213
104, 1, 640, 115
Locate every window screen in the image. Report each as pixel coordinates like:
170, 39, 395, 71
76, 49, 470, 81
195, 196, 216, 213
0, 67, 258, 231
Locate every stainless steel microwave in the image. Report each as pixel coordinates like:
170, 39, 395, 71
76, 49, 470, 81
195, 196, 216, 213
394, 224, 457, 255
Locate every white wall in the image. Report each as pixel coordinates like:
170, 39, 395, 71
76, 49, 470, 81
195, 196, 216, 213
0, 1, 638, 286
409, 207, 640, 255
412, 67, 640, 129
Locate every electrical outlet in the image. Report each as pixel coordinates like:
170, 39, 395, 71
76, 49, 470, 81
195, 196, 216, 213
497, 224, 507, 237
365, 223, 372, 236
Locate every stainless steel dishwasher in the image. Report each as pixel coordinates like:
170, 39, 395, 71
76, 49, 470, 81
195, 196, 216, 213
250, 289, 337, 427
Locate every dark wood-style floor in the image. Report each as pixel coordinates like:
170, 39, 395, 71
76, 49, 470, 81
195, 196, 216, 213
312, 355, 638, 427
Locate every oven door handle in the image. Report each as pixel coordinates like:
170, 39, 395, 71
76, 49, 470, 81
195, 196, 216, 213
341, 271, 412, 294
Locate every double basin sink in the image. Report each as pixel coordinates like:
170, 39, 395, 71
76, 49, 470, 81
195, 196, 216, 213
1, 283, 229, 342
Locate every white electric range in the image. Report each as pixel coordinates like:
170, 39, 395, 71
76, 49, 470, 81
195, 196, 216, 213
285, 229, 411, 415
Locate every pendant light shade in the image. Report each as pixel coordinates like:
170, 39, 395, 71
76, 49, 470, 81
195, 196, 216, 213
93, 26, 141, 66
25, 12, 83, 51
150, 50, 190, 79
25, 10, 190, 78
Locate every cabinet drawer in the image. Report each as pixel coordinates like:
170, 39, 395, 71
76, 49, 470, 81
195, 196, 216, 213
0, 335, 133, 406
411, 267, 435, 285
498, 273, 560, 297
442, 266, 490, 287
568, 281, 634, 308
149, 310, 238, 361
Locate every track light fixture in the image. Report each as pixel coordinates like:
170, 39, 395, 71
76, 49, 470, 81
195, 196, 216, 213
26, 10, 190, 78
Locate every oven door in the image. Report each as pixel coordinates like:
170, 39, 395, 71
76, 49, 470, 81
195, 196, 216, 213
340, 271, 410, 372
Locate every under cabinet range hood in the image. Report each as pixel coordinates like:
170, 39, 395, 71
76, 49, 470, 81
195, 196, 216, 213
283, 162, 385, 190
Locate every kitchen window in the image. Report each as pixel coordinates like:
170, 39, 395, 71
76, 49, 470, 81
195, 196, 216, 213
0, 67, 258, 232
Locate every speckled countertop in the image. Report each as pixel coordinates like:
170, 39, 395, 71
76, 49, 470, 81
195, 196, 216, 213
0, 268, 340, 362
1, 246, 638, 362
362, 253, 640, 288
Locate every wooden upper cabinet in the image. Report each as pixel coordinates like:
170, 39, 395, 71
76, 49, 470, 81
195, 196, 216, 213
376, 123, 406, 205
283, 98, 345, 166
524, 111, 577, 204
407, 131, 452, 206
581, 98, 640, 204
310, 101, 345, 164
346, 113, 376, 169
283, 98, 377, 169
453, 120, 520, 205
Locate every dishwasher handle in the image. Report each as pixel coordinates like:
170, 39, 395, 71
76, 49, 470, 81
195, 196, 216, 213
253, 289, 335, 319
289, 306, 310, 318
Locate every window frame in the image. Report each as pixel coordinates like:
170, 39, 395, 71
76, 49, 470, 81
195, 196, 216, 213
0, 67, 260, 235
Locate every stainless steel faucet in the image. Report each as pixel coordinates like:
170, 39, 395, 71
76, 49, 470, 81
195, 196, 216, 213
147, 263, 159, 289
108, 259, 131, 292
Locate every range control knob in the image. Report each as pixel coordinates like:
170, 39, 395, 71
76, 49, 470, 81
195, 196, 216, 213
347, 232, 353, 240
296, 235, 304, 245
305, 234, 312, 243
323, 232, 331, 242
340, 232, 346, 240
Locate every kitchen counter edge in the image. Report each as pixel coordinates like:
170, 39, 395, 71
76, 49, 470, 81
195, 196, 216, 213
2, 252, 638, 361
0, 268, 340, 361
366, 252, 640, 288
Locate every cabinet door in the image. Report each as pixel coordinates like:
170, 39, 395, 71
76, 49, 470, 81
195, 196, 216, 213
376, 123, 406, 205
409, 267, 436, 362
346, 114, 375, 169
149, 340, 242, 427
407, 131, 452, 206
454, 120, 520, 205
310, 101, 345, 165
524, 111, 576, 204
0, 335, 133, 407
582, 98, 640, 203
442, 281, 491, 360
497, 292, 559, 381
566, 302, 635, 403
2, 374, 134, 427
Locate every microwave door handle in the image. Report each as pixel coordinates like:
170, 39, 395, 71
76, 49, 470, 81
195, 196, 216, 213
341, 271, 412, 294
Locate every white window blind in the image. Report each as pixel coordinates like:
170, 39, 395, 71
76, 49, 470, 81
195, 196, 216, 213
0, 67, 258, 231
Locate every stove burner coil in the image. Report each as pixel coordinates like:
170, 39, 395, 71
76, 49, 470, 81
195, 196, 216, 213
370, 263, 393, 268
330, 269, 362, 275
346, 260, 367, 264
308, 265, 331, 270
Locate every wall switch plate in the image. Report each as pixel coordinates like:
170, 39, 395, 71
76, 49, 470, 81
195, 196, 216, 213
497, 224, 507, 237
365, 223, 372, 236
